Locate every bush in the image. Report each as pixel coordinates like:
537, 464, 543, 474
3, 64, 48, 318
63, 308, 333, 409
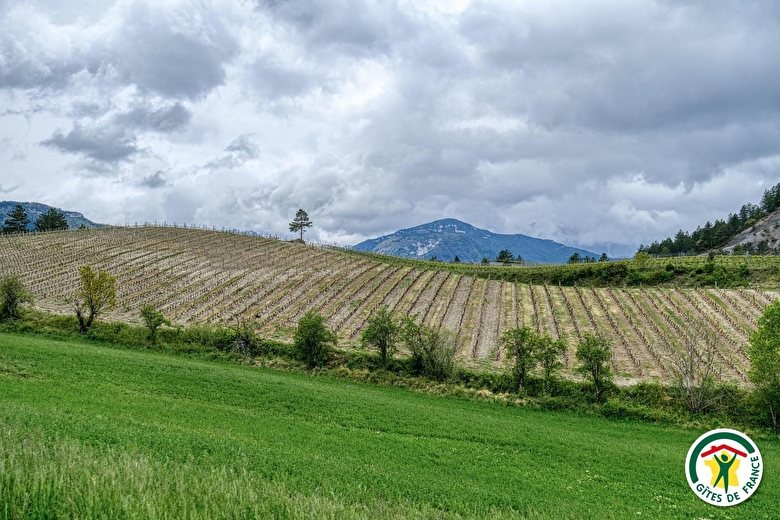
402, 317, 460, 382
73, 266, 116, 334
601, 398, 674, 423
294, 311, 337, 368
0, 276, 33, 321
140, 305, 170, 345
575, 333, 613, 402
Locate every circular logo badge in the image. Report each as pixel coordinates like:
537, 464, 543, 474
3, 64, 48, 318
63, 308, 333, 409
685, 428, 763, 506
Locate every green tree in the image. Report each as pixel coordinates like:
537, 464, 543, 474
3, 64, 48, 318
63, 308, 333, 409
453, 255, 460, 263
634, 251, 650, 269
74, 265, 117, 334
294, 310, 336, 368
748, 300, 780, 433
2, 204, 29, 234
140, 304, 170, 344
567, 253, 581, 264
360, 306, 399, 367
496, 249, 514, 263
230, 318, 261, 361
536, 335, 567, 390
289, 208, 313, 241
0, 276, 33, 321
598, 253, 609, 262
481, 257, 489, 265
501, 326, 538, 392
401, 317, 459, 381
575, 333, 613, 402
34, 207, 68, 232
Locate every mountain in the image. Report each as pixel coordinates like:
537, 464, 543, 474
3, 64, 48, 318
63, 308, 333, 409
0, 201, 103, 231
353, 218, 599, 264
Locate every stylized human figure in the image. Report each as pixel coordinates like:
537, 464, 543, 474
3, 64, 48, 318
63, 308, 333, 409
713, 452, 738, 493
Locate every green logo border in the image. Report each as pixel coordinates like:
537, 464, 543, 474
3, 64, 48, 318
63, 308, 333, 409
687, 430, 756, 483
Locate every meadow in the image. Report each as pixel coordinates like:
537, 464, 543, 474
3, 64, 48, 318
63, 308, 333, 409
1, 332, 778, 519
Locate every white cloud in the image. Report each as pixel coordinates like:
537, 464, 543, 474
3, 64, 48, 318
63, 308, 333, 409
2, 0, 780, 254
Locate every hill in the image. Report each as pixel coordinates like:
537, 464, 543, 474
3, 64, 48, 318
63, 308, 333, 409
1, 225, 778, 382
638, 182, 780, 256
722, 208, 780, 253
0, 201, 102, 231
354, 218, 599, 264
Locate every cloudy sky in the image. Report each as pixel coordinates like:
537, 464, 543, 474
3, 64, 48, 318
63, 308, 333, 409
2, 0, 779, 256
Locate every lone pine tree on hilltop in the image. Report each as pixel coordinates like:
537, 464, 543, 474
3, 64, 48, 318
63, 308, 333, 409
289, 209, 313, 241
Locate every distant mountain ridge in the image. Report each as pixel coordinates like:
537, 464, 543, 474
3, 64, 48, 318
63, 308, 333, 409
0, 201, 102, 231
354, 218, 598, 264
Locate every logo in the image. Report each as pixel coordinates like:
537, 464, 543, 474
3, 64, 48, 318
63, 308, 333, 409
685, 428, 763, 506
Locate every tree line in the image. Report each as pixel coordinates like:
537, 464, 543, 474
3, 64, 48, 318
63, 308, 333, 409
638, 182, 780, 256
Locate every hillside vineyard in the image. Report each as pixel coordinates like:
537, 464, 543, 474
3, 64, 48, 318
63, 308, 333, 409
1, 225, 776, 382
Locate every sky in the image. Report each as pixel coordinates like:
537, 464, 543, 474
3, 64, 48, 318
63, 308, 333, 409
1, 0, 779, 256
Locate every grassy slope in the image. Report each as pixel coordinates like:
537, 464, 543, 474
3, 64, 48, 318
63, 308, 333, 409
1, 333, 778, 519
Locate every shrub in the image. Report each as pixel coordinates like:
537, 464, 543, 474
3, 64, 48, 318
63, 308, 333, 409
575, 333, 613, 402
402, 317, 459, 382
294, 311, 337, 368
73, 266, 116, 334
140, 305, 170, 345
360, 306, 400, 367
0, 276, 33, 321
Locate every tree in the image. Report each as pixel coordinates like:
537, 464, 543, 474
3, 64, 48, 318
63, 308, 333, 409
748, 300, 780, 433
598, 253, 609, 262
634, 251, 650, 269
230, 318, 261, 361
0, 276, 33, 321
667, 321, 723, 414
294, 310, 336, 368
496, 249, 514, 263
34, 207, 68, 232
402, 317, 459, 381
73, 265, 116, 333
361, 306, 400, 367
501, 326, 538, 392
2, 204, 29, 234
289, 209, 313, 241
453, 255, 460, 263
575, 333, 613, 402
536, 335, 567, 390
481, 257, 490, 265
567, 252, 581, 264
140, 304, 170, 345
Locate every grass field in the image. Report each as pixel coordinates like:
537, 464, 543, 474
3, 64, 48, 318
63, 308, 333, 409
1, 333, 778, 518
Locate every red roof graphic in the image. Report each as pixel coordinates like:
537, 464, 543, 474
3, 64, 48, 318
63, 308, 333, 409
700, 444, 748, 458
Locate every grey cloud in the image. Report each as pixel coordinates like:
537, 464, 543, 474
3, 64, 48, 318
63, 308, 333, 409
260, 0, 416, 57
249, 58, 313, 99
203, 134, 260, 171
0, 183, 21, 194
139, 171, 168, 189
40, 100, 192, 165
41, 123, 138, 163
115, 103, 192, 133
224, 134, 259, 159
112, 2, 238, 99
458, 1, 780, 135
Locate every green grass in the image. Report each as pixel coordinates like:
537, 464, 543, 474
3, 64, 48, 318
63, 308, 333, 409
1, 333, 778, 519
